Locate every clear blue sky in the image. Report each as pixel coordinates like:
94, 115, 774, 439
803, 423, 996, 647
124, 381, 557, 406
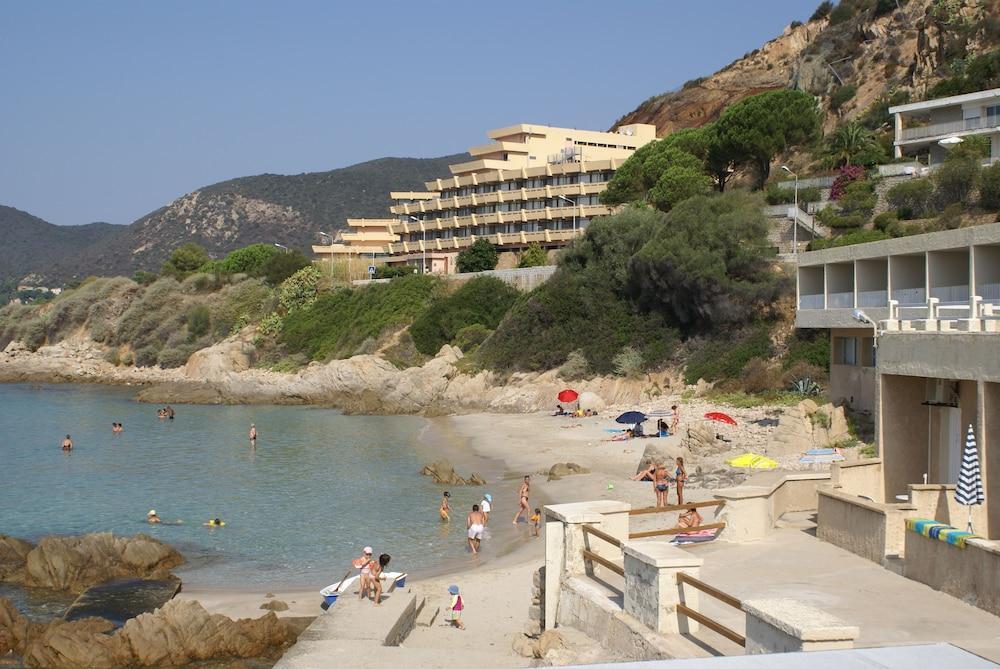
0, 1, 819, 226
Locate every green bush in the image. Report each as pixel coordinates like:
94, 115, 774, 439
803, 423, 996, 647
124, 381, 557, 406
452, 324, 493, 354
375, 264, 415, 279
872, 211, 899, 232
186, 304, 211, 338
456, 239, 499, 273
409, 277, 520, 356
980, 162, 1000, 210
816, 207, 865, 229
934, 156, 981, 207
887, 178, 933, 219
258, 312, 283, 336
278, 266, 322, 313
783, 331, 830, 372
829, 85, 857, 111
936, 203, 964, 230
828, 2, 855, 24
132, 270, 158, 286
157, 342, 201, 368
517, 243, 549, 268
837, 180, 877, 219
558, 350, 589, 380
810, 0, 833, 20
161, 243, 210, 279
764, 184, 821, 205
810, 229, 891, 250
282, 274, 441, 360
684, 325, 773, 385
262, 250, 310, 285
612, 346, 645, 378
213, 243, 281, 275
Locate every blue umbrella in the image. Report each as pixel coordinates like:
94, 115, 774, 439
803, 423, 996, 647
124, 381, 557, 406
955, 424, 984, 533
615, 411, 647, 425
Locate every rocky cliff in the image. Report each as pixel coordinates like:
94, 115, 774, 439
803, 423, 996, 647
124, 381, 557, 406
614, 0, 999, 135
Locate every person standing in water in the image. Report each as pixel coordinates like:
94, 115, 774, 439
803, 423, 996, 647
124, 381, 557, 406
467, 504, 486, 554
248, 424, 257, 448
480, 493, 492, 525
61, 435, 73, 451
439, 491, 451, 521
512, 475, 530, 526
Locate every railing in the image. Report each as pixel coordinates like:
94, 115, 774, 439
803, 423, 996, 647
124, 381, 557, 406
775, 175, 836, 190
581, 524, 625, 577
799, 294, 824, 310
931, 284, 970, 305
891, 287, 926, 305
828, 291, 854, 309
979, 282, 1000, 304
900, 114, 1000, 141
676, 572, 746, 647
626, 500, 726, 540
858, 289, 888, 307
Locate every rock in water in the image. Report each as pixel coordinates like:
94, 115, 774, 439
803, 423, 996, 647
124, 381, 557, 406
259, 600, 288, 612
419, 460, 484, 486
0, 535, 34, 581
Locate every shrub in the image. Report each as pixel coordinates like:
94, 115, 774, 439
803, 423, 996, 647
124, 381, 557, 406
278, 266, 322, 313
830, 165, 866, 200
132, 270, 158, 285
452, 324, 492, 353
612, 346, 645, 378
810, 0, 833, 21
558, 350, 590, 380
783, 332, 830, 371
740, 358, 781, 394
262, 250, 310, 285
828, 2, 855, 24
934, 156, 980, 207
161, 243, 209, 279
684, 325, 773, 385
517, 243, 549, 268
829, 85, 857, 111
810, 229, 890, 250
790, 20, 803, 28
873, 0, 900, 16
936, 203, 964, 230
764, 184, 821, 205
134, 345, 160, 368
157, 343, 199, 368
837, 180, 877, 219
258, 312, 283, 336
817, 207, 865, 229
409, 276, 520, 356
979, 162, 1000, 210
214, 244, 281, 275
375, 264, 415, 279
872, 211, 899, 232
456, 239, 499, 273
186, 304, 211, 338
887, 178, 933, 218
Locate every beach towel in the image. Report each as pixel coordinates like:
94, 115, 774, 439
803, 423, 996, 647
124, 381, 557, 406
670, 528, 718, 545
905, 517, 979, 548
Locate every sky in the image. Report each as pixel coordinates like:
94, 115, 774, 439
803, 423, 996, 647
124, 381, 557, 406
0, 1, 820, 227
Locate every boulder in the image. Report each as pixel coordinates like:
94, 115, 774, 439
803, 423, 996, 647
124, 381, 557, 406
547, 462, 590, 481
22, 617, 123, 669
0, 596, 43, 656
765, 401, 852, 457
259, 600, 288, 612
684, 422, 729, 456
419, 460, 484, 486
183, 337, 252, 382
576, 391, 605, 412
0, 535, 34, 581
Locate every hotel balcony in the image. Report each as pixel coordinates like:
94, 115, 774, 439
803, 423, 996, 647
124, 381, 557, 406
388, 182, 607, 216
386, 228, 583, 255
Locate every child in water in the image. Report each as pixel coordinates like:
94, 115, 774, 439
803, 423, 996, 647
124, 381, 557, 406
203, 518, 225, 527
530, 508, 541, 537
447, 585, 465, 629
439, 491, 451, 521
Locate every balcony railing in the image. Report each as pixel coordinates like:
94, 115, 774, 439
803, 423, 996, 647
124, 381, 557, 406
900, 114, 1000, 141
858, 289, 888, 307
931, 284, 970, 305
978, 282, 1000, 304
828, 292, 854, 308
891, 287, 926, 305
799, 294, 824, 310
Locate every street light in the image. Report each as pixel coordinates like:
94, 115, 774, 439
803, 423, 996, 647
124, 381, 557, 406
852, 309, 879, 367
273, 243, 289, 254
408, 216, 426, 274
781, 166, 799, 256
555, 195, 576, 236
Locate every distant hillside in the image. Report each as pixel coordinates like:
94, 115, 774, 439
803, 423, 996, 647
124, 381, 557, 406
25, 154, 465, 284
614, 0, 999, 135
0, 206, 123, 285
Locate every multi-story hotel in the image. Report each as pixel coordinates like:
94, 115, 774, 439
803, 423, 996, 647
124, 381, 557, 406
314, 122, 657, 273
890, 87, 1000, 166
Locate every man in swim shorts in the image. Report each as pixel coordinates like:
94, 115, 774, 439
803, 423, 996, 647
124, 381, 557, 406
467, 504, 486, 554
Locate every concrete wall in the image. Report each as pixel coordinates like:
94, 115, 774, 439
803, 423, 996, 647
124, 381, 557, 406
987, 383, 1000, 539
908, 484, 988, 533
714, 472, 830, 542
830, 360, 876, 412
831, 459, 884, 501
904, 534, 1000, 617
817, 488, 915, 563
880, 375, 931, 501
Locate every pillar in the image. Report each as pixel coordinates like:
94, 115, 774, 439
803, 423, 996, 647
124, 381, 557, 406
622, 541, 703, 634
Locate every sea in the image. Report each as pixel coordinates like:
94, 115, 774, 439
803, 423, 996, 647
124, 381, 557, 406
0, 383, 511, 592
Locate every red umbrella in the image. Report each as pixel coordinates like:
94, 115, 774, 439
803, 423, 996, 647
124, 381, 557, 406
705, 412, 737, 426
557, 389, 579, 403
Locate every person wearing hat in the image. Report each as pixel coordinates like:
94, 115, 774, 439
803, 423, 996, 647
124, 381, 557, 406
480, 493, 493, 525
146, 509, 161, 524
447, 585, 465, 629
353, 546, 375, 599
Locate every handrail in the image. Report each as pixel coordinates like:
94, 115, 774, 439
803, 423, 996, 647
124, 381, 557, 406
676, 572, 746, 647
628, 500, 724, 516
629, 522, 726, 540
581, 548, 625, 576
581, 524, 623, 548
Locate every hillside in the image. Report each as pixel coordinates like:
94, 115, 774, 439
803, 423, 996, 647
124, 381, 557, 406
23, 154, 465, 284
0, 206, 123, 286
614, 0, 999, 135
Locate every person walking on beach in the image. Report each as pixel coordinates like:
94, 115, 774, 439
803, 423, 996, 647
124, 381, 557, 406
439, 491, 451, 522
674, 457, 687, 505
530, 508, 541, 537
512, 475, 530, 526
248, 424, 257, 448
653, 462, 670, 508
61, 434, 73, 452
467, 504, 486, 554
447, 585, 465, 629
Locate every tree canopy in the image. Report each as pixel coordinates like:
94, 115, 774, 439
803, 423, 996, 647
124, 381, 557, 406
161, 243, 210, 278
456, 238, 499, 273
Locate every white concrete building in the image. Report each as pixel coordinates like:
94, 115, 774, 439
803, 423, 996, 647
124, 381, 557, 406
890, 87, 1000, 166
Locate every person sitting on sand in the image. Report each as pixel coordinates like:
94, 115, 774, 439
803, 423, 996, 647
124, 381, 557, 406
447, 585, 465, 629
147, 509, 161, 524
657, 419, 668, 437
605, 429, 633, 442
203, 518, 225, 527
553, 405, 565, 416
676, 507, 703, 529
369, 553, 391, 605
439, 491, 451, 522
61, 434, 73, 451
467, 504, 486, 553
632, 463, 656, 482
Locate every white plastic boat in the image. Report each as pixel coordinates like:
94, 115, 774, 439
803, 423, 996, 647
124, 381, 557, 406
320, 571, 407, 606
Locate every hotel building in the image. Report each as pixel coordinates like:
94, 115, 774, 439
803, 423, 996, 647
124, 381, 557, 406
890, 87, 1000, 167
313, 122, 658, 273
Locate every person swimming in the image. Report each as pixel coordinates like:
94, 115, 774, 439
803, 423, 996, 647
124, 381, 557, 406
147, 509, 161, 524
61, 434, 73, 451
203, 518, 225, 527
439, 491, 451, 521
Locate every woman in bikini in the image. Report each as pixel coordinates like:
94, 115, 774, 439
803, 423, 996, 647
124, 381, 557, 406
653, 462, 670, 509
369, 553, 391, 605
512, 475, 531, 525
674, 457, 687, 505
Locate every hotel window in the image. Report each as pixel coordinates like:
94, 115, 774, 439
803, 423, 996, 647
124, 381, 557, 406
835, 337, 858, 366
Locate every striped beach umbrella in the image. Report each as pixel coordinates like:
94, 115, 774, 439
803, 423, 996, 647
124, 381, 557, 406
955, 424, 985, 533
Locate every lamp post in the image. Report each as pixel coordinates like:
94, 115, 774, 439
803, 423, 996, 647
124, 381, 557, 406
273, 243, 289, 254
317, 232, 335, 282
852, 308, 879, 365
408, 216, 426, 274
555, 195, 576, 237
781, 166, 799, 256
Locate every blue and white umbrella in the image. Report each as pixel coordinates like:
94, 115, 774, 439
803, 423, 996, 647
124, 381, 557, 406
955, 424, 985, 533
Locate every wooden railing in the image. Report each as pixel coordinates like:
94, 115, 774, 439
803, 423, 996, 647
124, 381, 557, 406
581, 524, 625, 576
676, 572, 746, 646
627, 500, 726, 540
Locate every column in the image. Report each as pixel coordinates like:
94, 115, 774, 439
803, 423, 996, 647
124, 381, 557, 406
622, 541, 703, 634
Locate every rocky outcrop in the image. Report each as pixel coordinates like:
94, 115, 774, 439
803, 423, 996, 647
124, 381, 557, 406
420, 460, 485, 486
765, 399, 851, 457
0, 597, 291, 669
0, 533, 183, 594
546, 462, 590, 481
684, 422, 732, 456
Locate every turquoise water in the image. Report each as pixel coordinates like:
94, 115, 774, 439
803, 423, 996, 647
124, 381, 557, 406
0, 383, 501, 589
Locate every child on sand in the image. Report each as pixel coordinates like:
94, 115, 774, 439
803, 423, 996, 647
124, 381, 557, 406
530, 508, 541, 537
447, 585, 465, 629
